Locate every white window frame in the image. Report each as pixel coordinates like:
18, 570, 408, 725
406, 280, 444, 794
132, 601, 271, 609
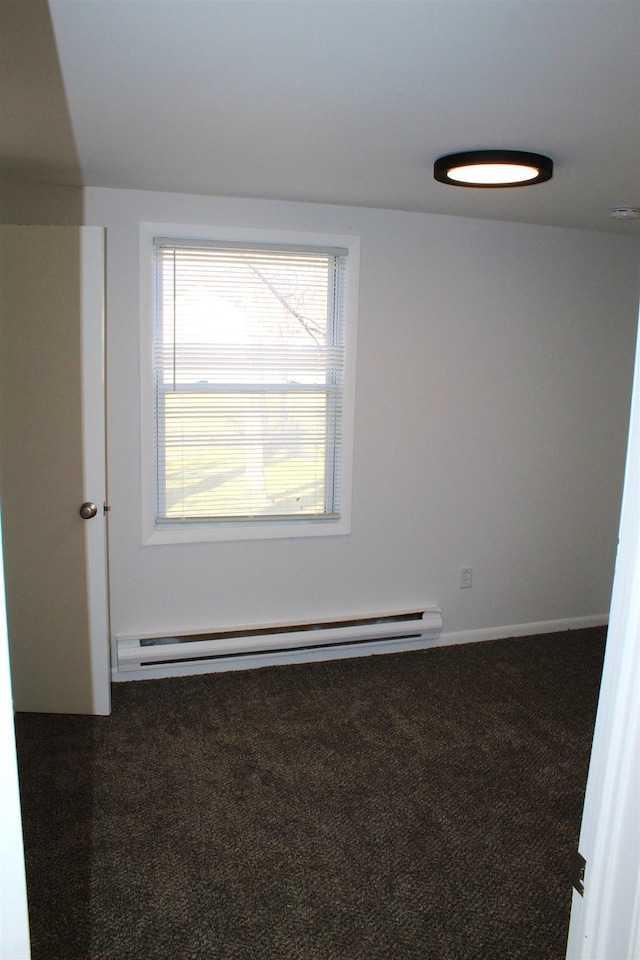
140, 222, 359, 544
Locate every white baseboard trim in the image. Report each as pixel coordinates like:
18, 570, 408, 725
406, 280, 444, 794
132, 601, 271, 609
438, 614, 609, 649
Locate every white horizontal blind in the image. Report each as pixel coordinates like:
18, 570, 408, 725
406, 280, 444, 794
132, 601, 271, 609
153, 239, 347, 524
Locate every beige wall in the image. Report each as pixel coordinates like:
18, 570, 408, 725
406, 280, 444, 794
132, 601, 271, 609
0, 175, 83, 226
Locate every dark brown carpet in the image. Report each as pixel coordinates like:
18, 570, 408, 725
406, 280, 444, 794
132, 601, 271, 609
15, 626, 606, 960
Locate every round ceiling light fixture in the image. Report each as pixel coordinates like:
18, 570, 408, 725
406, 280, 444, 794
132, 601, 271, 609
434, 150, 553, 187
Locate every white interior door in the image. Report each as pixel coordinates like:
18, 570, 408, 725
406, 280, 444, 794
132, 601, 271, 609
565, 305, 640, 959
0, 226, 110, 715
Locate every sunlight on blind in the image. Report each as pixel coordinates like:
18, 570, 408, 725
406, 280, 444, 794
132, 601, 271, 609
154, 240, 347, 523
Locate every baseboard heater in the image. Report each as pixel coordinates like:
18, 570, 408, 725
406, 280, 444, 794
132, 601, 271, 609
116, 607, 442, 675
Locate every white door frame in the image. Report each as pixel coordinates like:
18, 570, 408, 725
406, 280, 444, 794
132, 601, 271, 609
566, 306, 640, 959
0, 512, 30, 960
81, 227, 111, 715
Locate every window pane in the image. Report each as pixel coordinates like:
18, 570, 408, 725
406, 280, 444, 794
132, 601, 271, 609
154, 241, 345, 524
159, 390, 339, 519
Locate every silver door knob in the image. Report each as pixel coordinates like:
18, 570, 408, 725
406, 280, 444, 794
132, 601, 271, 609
79, 501, 98, 520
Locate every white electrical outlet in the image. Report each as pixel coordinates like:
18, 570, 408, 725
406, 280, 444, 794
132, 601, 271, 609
460, 566, 473, 589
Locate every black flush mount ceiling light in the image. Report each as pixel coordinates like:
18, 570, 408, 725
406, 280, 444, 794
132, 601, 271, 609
434, 150, 553, 187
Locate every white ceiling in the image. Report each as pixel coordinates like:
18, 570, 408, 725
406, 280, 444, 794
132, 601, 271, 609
3, 1, 640, 234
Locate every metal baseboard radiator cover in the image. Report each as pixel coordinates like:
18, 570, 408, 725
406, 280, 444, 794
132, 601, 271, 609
116, 608, 443, 673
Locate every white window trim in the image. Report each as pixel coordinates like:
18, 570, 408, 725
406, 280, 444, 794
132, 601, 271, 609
139, 222, 359, 544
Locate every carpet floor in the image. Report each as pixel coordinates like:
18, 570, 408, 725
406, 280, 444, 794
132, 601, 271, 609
15, 626, 606, 960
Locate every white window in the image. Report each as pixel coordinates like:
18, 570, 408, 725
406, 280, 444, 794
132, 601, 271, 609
140, 225, 359, 543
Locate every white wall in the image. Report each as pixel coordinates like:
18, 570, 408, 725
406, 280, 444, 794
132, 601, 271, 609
85, 187, 640, 643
